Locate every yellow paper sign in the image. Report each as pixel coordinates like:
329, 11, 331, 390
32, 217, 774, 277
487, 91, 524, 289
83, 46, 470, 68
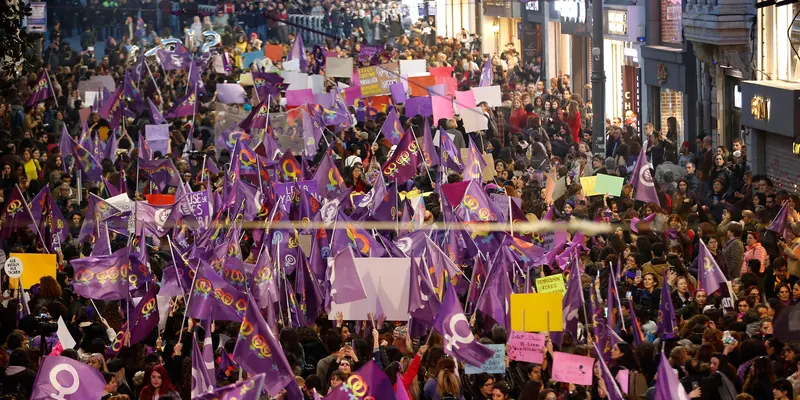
510, 293, 563, 332
535, 274, 566, 295
580, 176, 600, 196
8, 253, 57, 289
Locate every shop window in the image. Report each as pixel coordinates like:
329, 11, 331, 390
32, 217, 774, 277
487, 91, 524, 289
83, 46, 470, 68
759, 4, 800, 81
660, 88, 684, 145
660, 0, 682, 45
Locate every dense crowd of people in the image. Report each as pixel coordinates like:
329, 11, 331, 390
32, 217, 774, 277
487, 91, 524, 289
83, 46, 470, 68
0, 1, 796, 400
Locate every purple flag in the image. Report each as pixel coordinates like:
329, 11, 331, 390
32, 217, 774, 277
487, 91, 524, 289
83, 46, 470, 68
165, 91, 198, 119
455, 179, 498, 222
148, 99, 166, 124
479, 56, 493, 87
657, 270, 678, 339
196, 373, 265, 400
192, 336, 214, 397
123, 70, 144, 113
250, 244, 279, 309
188, 60, 206, 95
439, 127, 463, 172
294, 252, 324, 326
26, 70, 54, 107
216, 348, 237, 382
381, 108, 405, 145
139, 158, 182, 187
420, 119, 440, 167
330, 211, 385, 257
201, 319, 216, 379
631, 146, 660, 205
467, 256, 487, 306
629, 298, 645, 345
313, 152, 345, 200
463, 137, 486, 181
435, 283, 495, 366
593, 343, 626, 400
768, 200, 791, 240
70, 247, 130, 301
216, 83, 247, 104
391, 82, 407, 104
129, 285, 159, 345
156, 45, 192, 70
29, 185, 68, 251
239, 99, 270, 130
98, 86, 125, 130
405, 96, 433, 118
381, 128, 421, 182
187, 261, 247, 322
476, 260, 512, 331
697, 238, 728, 295
31, 356, 106, 400
288, 35, 308, 73
330, 247, 367, 304
323, 361, 396, 400
562, 261, 584, 340
655, 353, 690, 400
233, 294, 294, 396
253, 72, 286, 99
408, 255, 441, 328
72, 136, 104, 181
59, 126, 75, 172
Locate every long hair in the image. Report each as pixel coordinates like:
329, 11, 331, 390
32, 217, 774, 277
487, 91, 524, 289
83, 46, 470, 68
138, 364, 177, 400
435, 358, 459, 397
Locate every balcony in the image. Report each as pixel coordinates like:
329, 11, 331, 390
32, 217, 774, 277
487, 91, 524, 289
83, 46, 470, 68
683, 0, 755, 46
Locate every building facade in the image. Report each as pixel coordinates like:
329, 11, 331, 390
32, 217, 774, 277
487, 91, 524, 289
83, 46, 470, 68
682, 0, 754, 149
603, 3, 645, 131
641, 0, 697, 147
740, 3, 800, 189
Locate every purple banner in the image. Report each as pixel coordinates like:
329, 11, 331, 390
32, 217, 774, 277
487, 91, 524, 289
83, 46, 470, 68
188, 191, 210, 218
274, 180, 319, 211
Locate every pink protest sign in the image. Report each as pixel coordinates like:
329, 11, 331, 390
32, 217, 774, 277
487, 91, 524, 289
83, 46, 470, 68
455, 90, 477, 109
432, 95, 454, 122
551, 352, 594, 386
616, 369, 629, 394
506, 331, 545, 364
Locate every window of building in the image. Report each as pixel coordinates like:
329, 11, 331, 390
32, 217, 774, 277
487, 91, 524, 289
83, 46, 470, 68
758, 3, 800, 81
660, 0, 682, 44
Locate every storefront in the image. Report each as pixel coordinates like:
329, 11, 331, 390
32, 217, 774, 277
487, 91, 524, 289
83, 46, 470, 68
482, 0, 521, 56
523, 0, 591, 99
740, 80, 800, 190
641, 46, 697, 146
602, 5, 644, 127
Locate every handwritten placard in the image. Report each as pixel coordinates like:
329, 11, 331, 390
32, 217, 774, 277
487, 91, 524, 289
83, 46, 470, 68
506, 331, 545, 364
464, 344, 506, 375
551, 352, 594, 386
358, 62, 400, 97
535, 274, 566, 295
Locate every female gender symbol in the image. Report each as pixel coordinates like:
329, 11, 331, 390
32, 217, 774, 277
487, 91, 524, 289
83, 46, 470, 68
49, 364, 80, 400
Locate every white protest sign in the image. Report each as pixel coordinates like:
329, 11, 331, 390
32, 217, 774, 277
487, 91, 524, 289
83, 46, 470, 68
4, 256, 23, 279
329, 257, 411, 321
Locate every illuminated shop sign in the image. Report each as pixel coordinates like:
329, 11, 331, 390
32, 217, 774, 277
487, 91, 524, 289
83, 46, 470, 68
751, 96, 770, 121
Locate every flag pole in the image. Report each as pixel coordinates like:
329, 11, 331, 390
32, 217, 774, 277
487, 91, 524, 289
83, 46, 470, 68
166, 235, 186, 296
145, 60, 164, 105
177, 269, 198, 345
18, 185, 49, 254
45, 69, 58, 108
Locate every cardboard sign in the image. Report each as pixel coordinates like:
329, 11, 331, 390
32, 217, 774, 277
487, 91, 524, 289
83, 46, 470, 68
507, 331, 546, 364
552, 352, 595, 386
510, 293, 563, 332
408, 75, 436, 97
580, 176, 600, 197
596, 173, 625, 197
535, 274, 566, 294
8, 253, 57, 289
358, 62, 400, 97
326, 57, 354, 78
470, 85, 502, 107
464, 344, 506, 374
328, 257, 411, 321
263, 44, 284, 62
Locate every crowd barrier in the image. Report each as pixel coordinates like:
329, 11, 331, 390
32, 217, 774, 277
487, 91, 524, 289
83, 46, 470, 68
287, 15, 328, 46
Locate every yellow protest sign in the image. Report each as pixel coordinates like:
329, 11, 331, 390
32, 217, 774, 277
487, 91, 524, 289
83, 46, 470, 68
580, 176, 601, 196
510, 293, 563, 332
535, 274, 566, 295
8, 253, 57, 289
